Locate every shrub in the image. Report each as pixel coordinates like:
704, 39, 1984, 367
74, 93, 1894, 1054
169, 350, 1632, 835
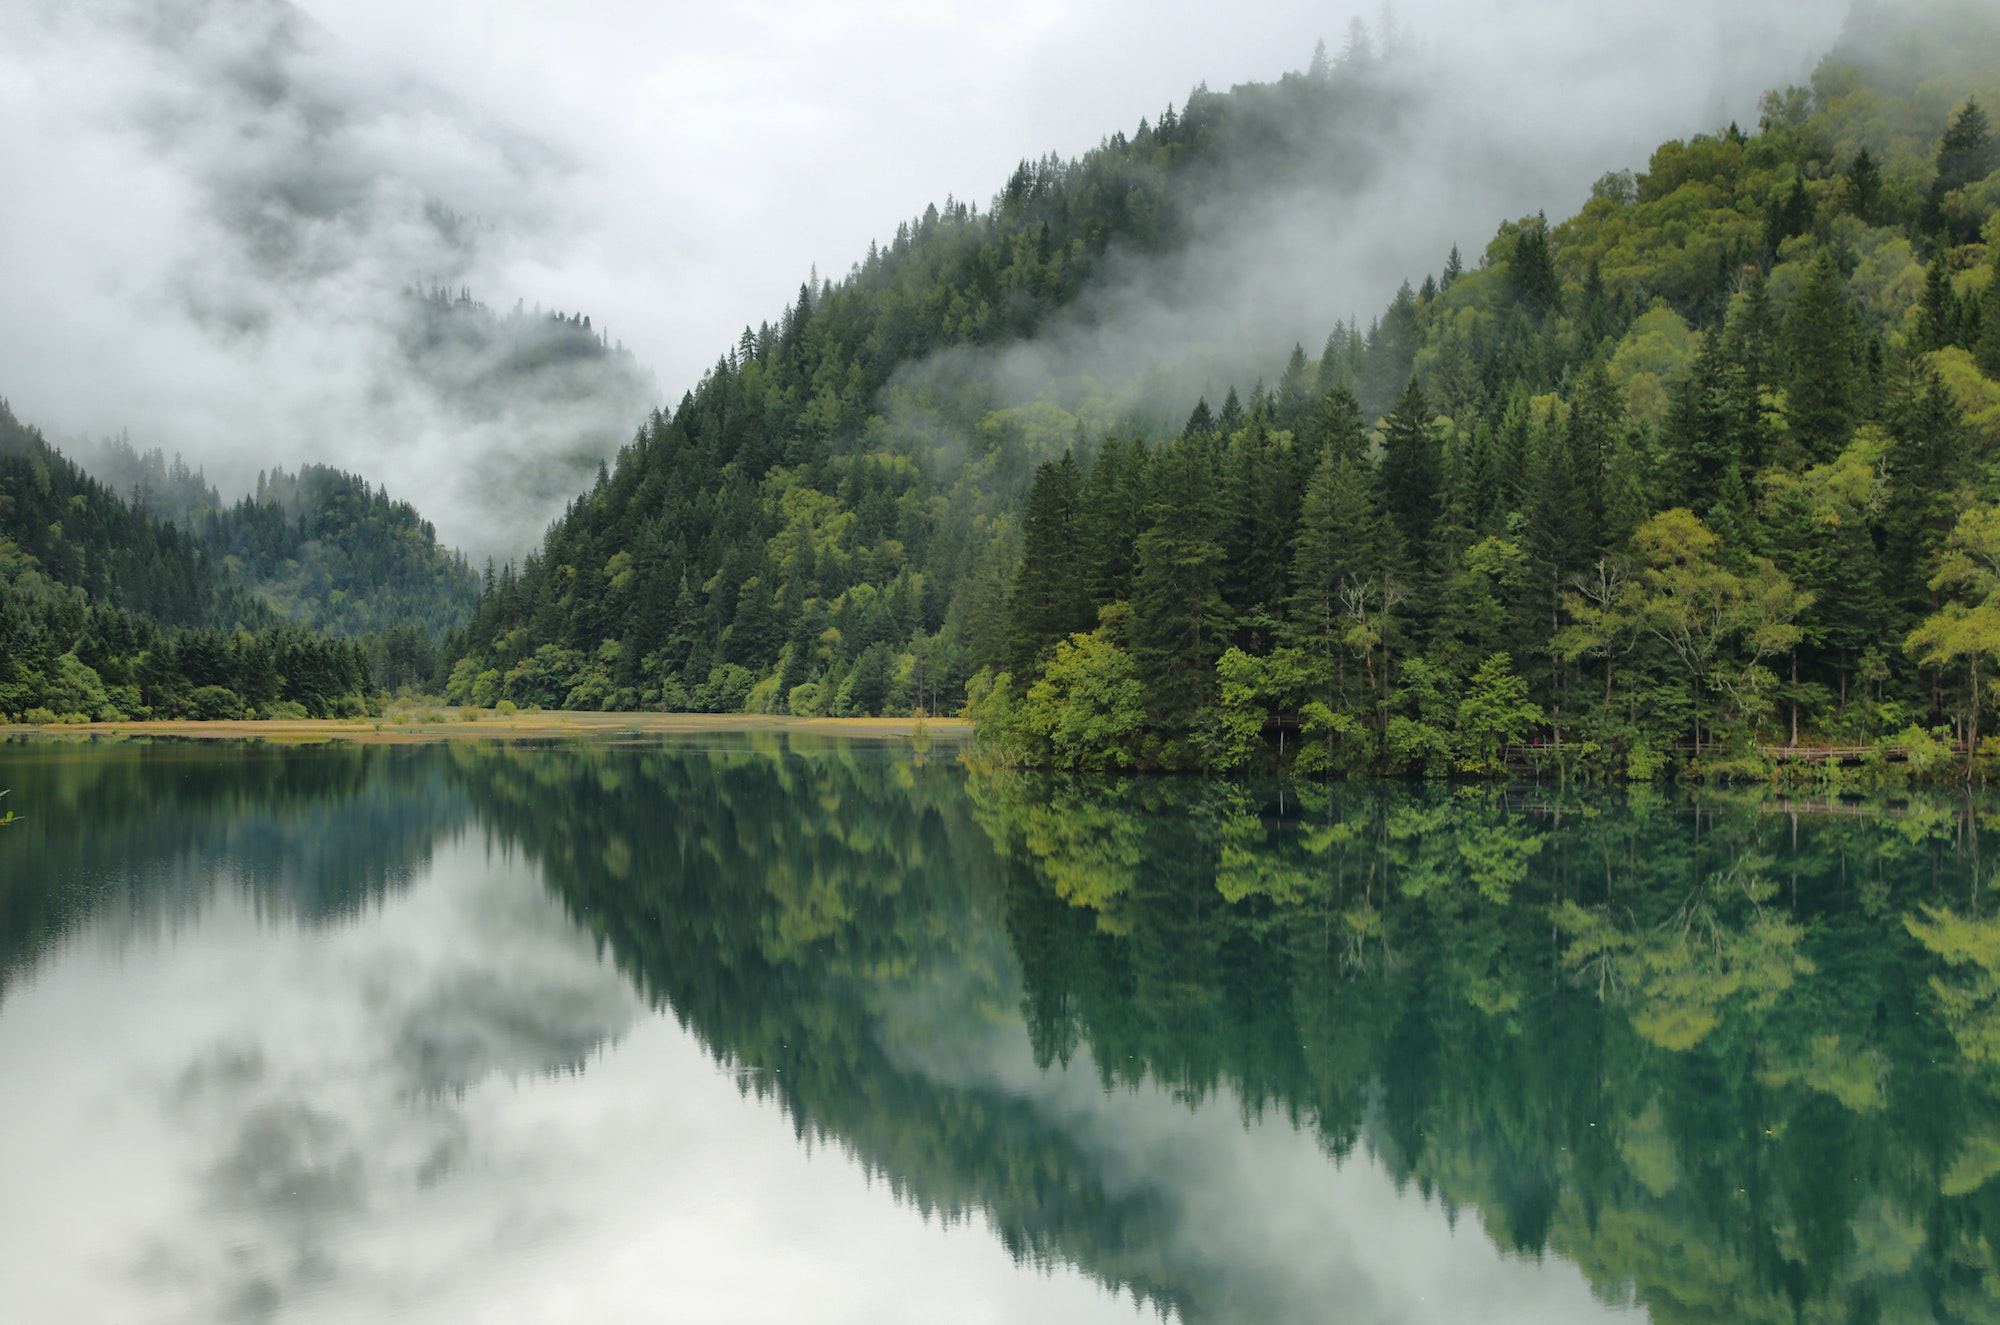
187, 686, 245, 721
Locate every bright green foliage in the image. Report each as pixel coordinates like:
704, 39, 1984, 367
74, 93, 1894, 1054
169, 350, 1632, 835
1978, 250, 2000, 380
1621, 510, 1809, 754
1456, 653, 1544, 773
1019, 625, 1147, 771
1906, 504, 2000, 751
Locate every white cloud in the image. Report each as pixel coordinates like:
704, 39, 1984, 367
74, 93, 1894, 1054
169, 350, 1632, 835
0, 0, 1852, 556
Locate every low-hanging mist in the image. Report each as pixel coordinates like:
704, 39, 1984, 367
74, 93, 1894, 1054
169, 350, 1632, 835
1, 0, 1859, 562
0, 0, 655, 562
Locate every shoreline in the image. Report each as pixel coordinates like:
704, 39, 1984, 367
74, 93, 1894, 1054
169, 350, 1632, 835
0, 712, 970, 745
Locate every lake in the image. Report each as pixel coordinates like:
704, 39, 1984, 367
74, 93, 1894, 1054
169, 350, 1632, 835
2, 735, 1997, 1323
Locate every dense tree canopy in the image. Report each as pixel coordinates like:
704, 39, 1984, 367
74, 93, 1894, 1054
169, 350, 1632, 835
426, 22, 2000, 781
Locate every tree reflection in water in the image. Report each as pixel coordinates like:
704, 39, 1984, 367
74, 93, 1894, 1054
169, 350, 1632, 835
9, 736, 2000, 1322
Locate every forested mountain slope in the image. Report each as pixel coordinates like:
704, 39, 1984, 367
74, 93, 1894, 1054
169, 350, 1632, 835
195, 464, 478, 640
450, 12, 2000, 778
87, 437, 479, 641
0, 401, 240, 629
0, 406, 371, 721
440, 39, 1426, 716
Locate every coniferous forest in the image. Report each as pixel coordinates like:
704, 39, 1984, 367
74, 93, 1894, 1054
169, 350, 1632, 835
10, 12, 2000, 780
429, 21, 2000, 778
0, 400, 471, 721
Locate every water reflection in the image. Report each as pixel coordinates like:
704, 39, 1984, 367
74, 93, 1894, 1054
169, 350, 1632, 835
3, 737, 1999, 1322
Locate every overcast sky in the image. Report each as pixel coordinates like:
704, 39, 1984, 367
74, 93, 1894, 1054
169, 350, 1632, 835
0, 0, 1854, 554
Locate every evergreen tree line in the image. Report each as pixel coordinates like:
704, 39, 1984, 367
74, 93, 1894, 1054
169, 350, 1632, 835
0, 574, 375, 722
975, 82, 2000, 774
436, 30, 2000, 778
194, 462, 479, 638
0, 404, 466, 720
435, 36, 1430, 715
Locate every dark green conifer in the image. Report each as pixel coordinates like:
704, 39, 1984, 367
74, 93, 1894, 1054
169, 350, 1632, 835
1217, 387, 1245, 436
1505, 215, 1560, 322
1379, 379, 1440, 563
1784, 250, 1859, 462
1288, 451, 1393, 705
1134, 446, 1227, 721
1006, 452, 1088, 673
1302, 384, 1368, 467
1846, 147, 1881, 224
1275, 344, 1313, 427
1977, 253, 2000, 381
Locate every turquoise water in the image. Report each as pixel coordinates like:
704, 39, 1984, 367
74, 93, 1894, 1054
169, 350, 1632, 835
2, 736, 1997, 1323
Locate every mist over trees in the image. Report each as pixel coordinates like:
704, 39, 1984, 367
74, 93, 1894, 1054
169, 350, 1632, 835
428, 14, 2000, 779
10, 7, 2000, 779
0, 401, 474, 720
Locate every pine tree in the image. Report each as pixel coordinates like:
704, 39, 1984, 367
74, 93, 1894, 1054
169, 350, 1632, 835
1007, 452, 1088, 672
1882, 362, 1972, 624
1182, 398, 1215, 439
1847, 147, 1881, 224
1563, 363, 1620, 547
1134, 445, 1227, 721
1665, 331, 1737, 509
1938, 99, 1997, 194
1506, 214, 1560, 322
1362, 284, 1421, 415
1763, 176, 1814, 255
1079, 435, 1151, 605
1492, 385, 1536, 516
1217, 387, 1245, 435
1978, 253, 2000, 381
1919, 253, 1954, 352
1275, 344, 1313, 427
1929, 99, 1999, 242
1302, 384, 1368, 467
1288, 452, 1390, 703
1316, 328, 1349, 397
1379, 379, 1440, 566
1722, 268, 1779, 474
1784, 250, 1859, 463
1220, 418, 1292, 638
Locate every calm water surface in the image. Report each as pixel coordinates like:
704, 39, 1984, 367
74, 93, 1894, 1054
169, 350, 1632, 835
3, 736, 1998, 1323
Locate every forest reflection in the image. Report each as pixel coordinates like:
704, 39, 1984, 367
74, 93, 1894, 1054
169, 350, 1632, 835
7, 735, 2000, 1322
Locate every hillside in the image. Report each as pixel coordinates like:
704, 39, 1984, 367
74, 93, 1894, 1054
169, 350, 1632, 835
436, 11, 2000, 779
0, 401, 242, 629
0, 406, 375, 721
442, 36, 1429, 715
83, 389, 483, 642
195, 465, 478, 640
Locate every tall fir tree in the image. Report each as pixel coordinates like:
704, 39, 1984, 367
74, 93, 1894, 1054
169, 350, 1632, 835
1379, 379, 1441, 566
1289, 452, 1392, 707
1978, 252, 2000, 381
1784, 250, 1859, 463
1134, 445, 1228, 721
1006, 452, 1089, 672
